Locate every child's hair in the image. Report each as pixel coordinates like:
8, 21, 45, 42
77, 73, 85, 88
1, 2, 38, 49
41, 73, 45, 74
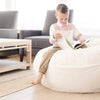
56, 4, 68, 14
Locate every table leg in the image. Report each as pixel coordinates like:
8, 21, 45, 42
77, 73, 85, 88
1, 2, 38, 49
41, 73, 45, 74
25, 42, 32, 70
20, 48, 24, 62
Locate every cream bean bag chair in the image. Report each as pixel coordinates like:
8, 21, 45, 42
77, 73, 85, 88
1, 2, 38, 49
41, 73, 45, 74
33, 38, 100, 93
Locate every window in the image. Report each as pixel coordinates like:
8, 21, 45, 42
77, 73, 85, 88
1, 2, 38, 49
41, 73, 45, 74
16, 0, 59, 29
6, 0, 100, 35
70, 0, 100, 35
0, 0, 6, 11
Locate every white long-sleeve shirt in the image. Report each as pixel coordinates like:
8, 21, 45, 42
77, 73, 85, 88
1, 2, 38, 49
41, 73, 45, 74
49, 22, 82, 49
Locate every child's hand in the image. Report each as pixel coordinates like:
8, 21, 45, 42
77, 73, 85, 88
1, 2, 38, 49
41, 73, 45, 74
54, 32, 62, 39
79, 36, 85, 43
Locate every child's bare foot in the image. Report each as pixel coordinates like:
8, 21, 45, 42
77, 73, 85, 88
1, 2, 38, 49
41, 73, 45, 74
32, 72, 43, 85
32, 80, 41, 85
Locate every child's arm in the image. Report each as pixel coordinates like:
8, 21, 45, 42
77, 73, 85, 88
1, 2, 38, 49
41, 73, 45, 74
49, 24, 56, 44
77, 34, 85, 43
72, 24, 86, 43
49, 24, 62, 46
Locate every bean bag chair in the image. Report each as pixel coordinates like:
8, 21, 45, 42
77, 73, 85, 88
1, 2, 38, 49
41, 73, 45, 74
33, 38, 100, 93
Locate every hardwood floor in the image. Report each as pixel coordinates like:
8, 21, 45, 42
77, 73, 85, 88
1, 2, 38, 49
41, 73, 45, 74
0, 86, 35, 100
0, 55, 100, 100
1, 84, 100, 100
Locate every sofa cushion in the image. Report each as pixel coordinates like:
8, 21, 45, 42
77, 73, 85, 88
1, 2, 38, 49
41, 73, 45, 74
25, 36, 51, 48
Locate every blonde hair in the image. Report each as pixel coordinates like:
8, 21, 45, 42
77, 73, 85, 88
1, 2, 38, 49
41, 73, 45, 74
56, 4, 68, 14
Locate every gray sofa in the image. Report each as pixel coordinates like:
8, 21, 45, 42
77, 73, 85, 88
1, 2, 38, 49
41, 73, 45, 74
0, 11, 18, 57
19, 10, 73, 61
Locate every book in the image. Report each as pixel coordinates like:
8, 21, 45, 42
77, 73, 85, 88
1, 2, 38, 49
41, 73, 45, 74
64, 37, 90, 50
74, 40, 90, 49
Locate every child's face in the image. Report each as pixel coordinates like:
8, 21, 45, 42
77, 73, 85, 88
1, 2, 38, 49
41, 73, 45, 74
55, 11, 68, 25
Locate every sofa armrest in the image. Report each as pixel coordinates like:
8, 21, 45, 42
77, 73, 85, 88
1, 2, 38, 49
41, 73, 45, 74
19, 30, 42, 39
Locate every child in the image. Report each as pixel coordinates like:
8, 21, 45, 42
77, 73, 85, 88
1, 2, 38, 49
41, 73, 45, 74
32, 4, 86, 85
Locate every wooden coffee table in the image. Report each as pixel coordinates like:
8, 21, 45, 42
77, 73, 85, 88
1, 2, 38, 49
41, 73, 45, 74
0, 38, 32, 73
